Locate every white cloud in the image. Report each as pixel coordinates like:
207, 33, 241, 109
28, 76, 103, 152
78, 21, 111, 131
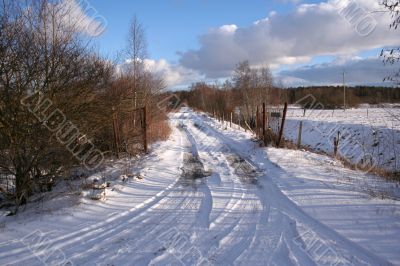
61, 0, 107, 37
179, 0, 398, 79
143, 59, 203, 89
278, 57, 399, 87
216, 25, 238, 34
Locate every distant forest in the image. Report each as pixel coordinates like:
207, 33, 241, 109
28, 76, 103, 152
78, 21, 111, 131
286, 86, 400, 108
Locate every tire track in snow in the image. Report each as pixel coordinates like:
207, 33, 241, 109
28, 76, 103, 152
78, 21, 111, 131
72, 150, 209, 262
1, 172, 187, 265
112, 124, 214, 265
69, 188, 198, 264
72, 125, 208, 264
186, 121, 248, 228
178, 123, 213, 229
85, 191, 200, 264
186, 119, 266, 263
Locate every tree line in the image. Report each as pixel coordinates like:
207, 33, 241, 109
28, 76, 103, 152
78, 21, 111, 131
178, 62, 400, 121
286, 86, 400, 108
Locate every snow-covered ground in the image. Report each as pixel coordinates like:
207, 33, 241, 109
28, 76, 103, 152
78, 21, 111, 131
283, 107, 400, 174
0, 108, 399, 265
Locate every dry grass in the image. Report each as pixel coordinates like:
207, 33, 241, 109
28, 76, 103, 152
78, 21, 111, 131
148, 119, 172, 143
280, 138, 400, 181
337, 155, 400, 182
81, 182, 96, 190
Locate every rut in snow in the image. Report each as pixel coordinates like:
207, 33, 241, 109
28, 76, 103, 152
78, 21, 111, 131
177, 123, 213, 229
177, 123, 211, 186
226, 154, 259, 185
193, 120, 260, 186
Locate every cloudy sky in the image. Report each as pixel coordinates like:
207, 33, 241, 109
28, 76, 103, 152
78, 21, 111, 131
71, 0, 399, 89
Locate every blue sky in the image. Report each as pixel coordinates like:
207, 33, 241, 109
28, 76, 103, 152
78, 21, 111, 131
93, 0, 302, 61
77, 0, 399, 88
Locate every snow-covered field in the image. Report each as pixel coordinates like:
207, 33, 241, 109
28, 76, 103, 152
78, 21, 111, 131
0, 108, 399, 265
284, 107, 400, 174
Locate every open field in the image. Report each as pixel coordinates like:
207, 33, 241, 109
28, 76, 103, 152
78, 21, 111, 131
283, 106, 400, 175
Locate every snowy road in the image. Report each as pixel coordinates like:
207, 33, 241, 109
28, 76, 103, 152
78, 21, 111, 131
0, 109, 399, 265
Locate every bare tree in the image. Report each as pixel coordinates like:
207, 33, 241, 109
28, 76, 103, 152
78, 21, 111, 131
232, 61, 274, 124
126, 15, 147, 95
233, 61, 252, 120
0, 0, 113, 210
127, 16, 147, 65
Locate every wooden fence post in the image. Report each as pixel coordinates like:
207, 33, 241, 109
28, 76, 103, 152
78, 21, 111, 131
262, 103, 266, 145
230, 112, 233, 128
297, 121, 303, 149
143, 106, 148, 154
256, 106, 259, 137
277, 102, 288, 147
334, 131, 340, 158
